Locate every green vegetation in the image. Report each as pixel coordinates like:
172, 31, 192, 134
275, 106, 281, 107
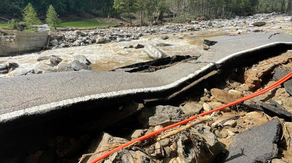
0, 0, 291, 29
0, 0, 117, 18
56, 19, 115, 28
22, 3, 41, 27
23, 27, 38, 32
46, 5, 61, 27
9, 19, 27, 31
114, 0, 138, 24
0, 23, 9, 27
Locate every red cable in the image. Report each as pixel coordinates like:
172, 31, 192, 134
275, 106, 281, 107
89, 72, 292, 163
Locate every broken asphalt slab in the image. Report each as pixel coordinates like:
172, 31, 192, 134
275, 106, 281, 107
0, 33, 291, 129
224, 119, 281, 163
198, 33, 292, 63
273, 67, 292, 96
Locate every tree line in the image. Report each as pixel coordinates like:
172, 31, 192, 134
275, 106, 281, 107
8, 3, 60, 31
0, 0, 116, 18
113, 0, 292, 24
0, 0, 291, 24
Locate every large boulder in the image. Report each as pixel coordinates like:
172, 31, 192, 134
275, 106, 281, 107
50, 55, 63, 66
57, 61, 74, 72
73, 54, 91, 66
149, 105, 187, 126
0, 62, 19, 74
34, 63, 56, 74
70, 60, 91, 71
96, 37, 106, 44
143, 44, 167, 59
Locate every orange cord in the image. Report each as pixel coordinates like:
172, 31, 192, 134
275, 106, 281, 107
89, 72, 292, 163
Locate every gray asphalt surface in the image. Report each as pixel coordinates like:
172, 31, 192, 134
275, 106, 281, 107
0, 62, 209, 113
198, 33, 292, 62
0, 33, 291, 123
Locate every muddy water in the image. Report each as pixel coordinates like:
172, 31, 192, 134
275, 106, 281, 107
0, 30, 230, 73
0, 17, 291, 74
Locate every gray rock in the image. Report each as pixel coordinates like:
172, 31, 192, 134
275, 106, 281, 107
134, 44, 144, 49
131, 129, 145, 140
180, 101, 202, 115
124, 45, 134, 49
50, 56, 62, 66
203, 103, 212, 111
72, 40, 81, 46
0, 63, 8, 70
177, 133, 196, 162
193, 124, 224, 163
154, 142, 164, 157
164, 147, 172, 158
57, 62, 74, 72
273, 67, 292, 96
161, 36, 169, 40
59, 43, 67, 48
96, 37, 106, 44
73, 55, 91, 65
34, 63, 56, 74
159, 138, 170, 147
50, 39, 59, 46
149, 105, 187, 126
0, 62, 18, 74
0, 69, 8, 74
223, 120, 237, 127
75, 30, 87, 36
37, 56, 50, 62
117, 37, 126, 42
8, 63, 19, 70
70, 60, 91, 71
143, 44, 167, 59
225, 119, 281, 163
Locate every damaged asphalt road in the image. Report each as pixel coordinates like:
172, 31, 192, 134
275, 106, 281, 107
0, 33, 291, 130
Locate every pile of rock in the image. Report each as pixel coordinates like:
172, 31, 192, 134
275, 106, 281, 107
49, 13, 292, 49
80, 50, 292, 163
8, 54, 92, 76
0, 62, 19, 74
36, 54, 92, 73
86, 122, 224, 163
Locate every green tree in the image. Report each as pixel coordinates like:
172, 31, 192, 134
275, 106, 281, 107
22, 3, 41, 27
287, 0, 292, 14
46, 5, 61, 27
114, 0, 138, 25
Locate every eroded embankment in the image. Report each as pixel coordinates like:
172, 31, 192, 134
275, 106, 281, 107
0, 49, 292, 163
0, 34, 291, 129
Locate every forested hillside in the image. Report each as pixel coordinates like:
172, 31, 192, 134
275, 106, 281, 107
0, 0, 291, 20
0, 0, 116, 18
